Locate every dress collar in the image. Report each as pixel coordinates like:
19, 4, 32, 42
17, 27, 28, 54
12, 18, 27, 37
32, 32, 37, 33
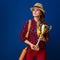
32, 18, 43, 23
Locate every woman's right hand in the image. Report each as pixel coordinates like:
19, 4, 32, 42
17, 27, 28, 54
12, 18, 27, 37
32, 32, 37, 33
30, 44, 39, 51
30, 44, 36, 50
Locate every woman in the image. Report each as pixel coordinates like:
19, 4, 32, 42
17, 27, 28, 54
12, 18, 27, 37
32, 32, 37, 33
19, 3, 49, 60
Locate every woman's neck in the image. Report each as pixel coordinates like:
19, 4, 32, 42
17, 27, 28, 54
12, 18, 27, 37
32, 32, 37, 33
34, 16, 40, 22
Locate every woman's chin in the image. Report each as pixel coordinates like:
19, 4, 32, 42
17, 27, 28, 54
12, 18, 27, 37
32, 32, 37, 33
33, 15, 40, 17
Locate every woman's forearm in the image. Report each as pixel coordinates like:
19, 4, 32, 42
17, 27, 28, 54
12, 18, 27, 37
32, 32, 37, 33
24, 40, 32, 46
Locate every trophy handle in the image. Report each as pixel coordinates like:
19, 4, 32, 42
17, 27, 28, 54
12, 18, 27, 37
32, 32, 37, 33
48, 25, 52, 32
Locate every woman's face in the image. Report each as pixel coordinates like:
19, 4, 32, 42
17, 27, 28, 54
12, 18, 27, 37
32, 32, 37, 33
32, 7, 42, 17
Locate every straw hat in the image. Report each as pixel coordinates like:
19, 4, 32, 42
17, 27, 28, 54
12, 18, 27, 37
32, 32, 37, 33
30, 3, 45, 18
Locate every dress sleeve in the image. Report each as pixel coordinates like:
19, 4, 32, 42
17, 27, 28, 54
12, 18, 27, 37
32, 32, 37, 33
18, 21, 28, 41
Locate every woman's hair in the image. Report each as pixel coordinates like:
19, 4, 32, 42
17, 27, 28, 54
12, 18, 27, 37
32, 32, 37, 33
40, 11, 45, 20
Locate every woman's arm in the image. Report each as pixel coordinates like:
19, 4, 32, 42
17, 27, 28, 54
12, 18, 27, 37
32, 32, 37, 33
24, 40, 39, 51
24, 40, 33, 46
18, 21, 29, 41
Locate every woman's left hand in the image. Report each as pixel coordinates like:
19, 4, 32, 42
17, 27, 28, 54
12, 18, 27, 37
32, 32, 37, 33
39, 34, 45, 41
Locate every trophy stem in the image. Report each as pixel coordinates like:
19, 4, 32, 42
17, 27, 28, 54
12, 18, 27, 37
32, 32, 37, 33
36, 37, 41, 47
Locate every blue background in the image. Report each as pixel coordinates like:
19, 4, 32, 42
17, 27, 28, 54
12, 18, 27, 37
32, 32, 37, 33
0, 0, 60, 60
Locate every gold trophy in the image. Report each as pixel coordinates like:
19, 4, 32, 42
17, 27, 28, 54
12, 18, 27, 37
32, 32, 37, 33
36, 24, 52, 50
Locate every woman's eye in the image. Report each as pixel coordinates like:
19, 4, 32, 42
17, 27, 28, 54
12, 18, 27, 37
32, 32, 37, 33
37, 9, 40, 11
32, 8, 35, 11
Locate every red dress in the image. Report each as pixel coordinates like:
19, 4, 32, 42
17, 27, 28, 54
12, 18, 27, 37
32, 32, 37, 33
19, 19, 49, 60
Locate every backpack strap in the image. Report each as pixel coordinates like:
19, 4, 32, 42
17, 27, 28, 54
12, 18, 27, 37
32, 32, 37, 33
25, 20, 31, 38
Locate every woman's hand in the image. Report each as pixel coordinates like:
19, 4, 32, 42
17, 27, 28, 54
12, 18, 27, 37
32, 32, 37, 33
39, 34, 45, 41
30, 44, 39, 51
39, 34, 46, 42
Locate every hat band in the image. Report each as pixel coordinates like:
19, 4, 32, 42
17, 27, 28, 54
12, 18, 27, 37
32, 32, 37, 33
34, 6, 41, 8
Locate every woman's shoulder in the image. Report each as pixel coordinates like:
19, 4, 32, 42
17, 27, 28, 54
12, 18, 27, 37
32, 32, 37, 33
25, 19, 32, 23
23, 19, 32, 26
